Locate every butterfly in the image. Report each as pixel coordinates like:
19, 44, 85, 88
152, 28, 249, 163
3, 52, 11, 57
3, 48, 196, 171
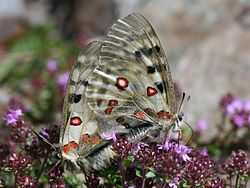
60, 13, 186, 175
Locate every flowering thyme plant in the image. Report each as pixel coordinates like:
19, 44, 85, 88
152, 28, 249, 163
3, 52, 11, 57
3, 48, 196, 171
0, 92, 250, 188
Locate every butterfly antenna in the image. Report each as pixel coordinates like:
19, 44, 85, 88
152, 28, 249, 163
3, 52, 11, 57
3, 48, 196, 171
184, 121, 194, 144
178, 93, 191, 113
178, 92, 186, 113
33, 131, 58, 151
46, 159, 62, 175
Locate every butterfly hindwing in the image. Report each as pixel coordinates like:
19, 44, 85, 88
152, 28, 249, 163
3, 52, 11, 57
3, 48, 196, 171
86, 13, 177, 127
61, 41, 104, 164
60, 41, 130, 172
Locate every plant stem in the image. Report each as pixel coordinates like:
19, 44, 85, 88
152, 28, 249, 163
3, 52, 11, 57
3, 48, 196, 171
118, 158, 126, 188
235, 174, 239, 188
36, 151, 49, 183
14, 171, 19, 186
141, 168, 147, 188
229, 174, 232, 187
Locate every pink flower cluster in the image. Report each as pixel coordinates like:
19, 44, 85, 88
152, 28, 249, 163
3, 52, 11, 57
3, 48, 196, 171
4, 108, 23, 127
221, 94, 250, 128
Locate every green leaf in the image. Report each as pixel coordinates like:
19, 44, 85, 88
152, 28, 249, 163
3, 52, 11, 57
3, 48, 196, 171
64, 173, 85, 187
3, 167, 12, 172
123, 155, 134, 166
136, 169, 143, 178
145, 171, 156, 179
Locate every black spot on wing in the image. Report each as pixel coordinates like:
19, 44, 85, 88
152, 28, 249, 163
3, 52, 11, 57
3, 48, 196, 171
155, 45, 160, 53
147, 66, 156, 74
135, 51, 142, 58
74, 94, 82, 103
155, 82, 164, 93
148, 48, 153, 55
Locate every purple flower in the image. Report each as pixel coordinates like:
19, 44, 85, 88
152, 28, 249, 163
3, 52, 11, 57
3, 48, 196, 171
50, 180, 66, 188
25, 136, 47, 157
17, 175, 36, 188
158, 140, 192, 162
200, 147, 208, 156
4, 108, 23, 126
102, 128, 117, 141
85, 174, 100, 187
112, 136, 132, 158
39, 128, 49, 139
133, 142, 157, 168
57, 71, 69, 91
46, 59, 58, 74
168, 182, 177, 188
222, 150, 249, 176
243, 100, 250, 112
185, 150, 216, 186
205, 176, 224, 188
226, 99, 243, 115
48, 166, 63, 183
157, 139, 172, 150
8, 153, 31, 171
174, 142, 192, 162
196, 119, 208, 132
232, 114, 245, 128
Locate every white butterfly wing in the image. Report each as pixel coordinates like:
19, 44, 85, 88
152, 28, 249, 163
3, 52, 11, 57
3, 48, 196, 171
86, 13, 176, 127
60, 41, 104, 161
60, 41, 128, 172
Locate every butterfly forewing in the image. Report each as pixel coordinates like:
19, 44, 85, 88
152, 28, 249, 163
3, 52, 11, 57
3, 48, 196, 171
86, 13, 177, 127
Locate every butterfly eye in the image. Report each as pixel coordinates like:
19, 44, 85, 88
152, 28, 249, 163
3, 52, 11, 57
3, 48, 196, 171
178, 115, 183, 122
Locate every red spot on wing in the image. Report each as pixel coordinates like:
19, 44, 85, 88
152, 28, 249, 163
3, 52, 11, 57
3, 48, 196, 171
109, 99, 118, 107
157, 110, 165, 118
105, 107, 113, 115
157, 110, 172, 120
82, 134, 90, 143
165, 112, 171, 119
134, 111, 145, 119
70, 117, 82, 126
63, 141, 78, 153
147, 87, 157, 96
116, 77, 128, 90
92, 136, 102, 144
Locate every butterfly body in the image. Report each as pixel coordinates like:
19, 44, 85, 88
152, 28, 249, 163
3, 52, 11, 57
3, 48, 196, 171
60, 13, 185, 176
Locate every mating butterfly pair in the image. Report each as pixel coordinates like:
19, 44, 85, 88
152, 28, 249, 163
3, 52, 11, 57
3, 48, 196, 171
60, 13, 186, 174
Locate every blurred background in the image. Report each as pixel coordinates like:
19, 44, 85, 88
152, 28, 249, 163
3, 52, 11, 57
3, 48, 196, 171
0, 0, 250, 138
